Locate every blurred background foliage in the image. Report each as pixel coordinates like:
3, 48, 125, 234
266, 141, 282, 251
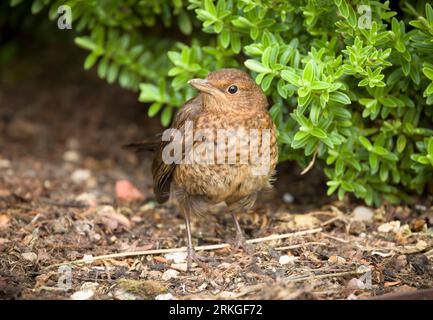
2, 0, 433, 206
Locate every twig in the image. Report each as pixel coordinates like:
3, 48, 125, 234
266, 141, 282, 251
321, 233, 349, 243
275, 241, 327, 251
300, 148, 318, 175
46, 227, 322, 269
285, 269, 362, 283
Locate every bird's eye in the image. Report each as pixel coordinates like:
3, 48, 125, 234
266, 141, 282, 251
228, 85, 238, 94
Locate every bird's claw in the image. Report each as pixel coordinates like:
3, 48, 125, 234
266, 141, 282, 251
187, 247, 210, 271
232, 234, 253, 254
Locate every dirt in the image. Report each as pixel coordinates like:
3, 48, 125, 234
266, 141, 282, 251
0, 44, 432, 300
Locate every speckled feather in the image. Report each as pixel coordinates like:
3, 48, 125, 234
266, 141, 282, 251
151, 69, 278, 215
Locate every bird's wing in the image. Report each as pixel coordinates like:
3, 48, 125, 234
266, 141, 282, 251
152, 95, 203, 203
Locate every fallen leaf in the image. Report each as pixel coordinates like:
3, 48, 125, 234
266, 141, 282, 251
384, 281, 401, 287
287, 214, 321, 229
0, 214, 10, 229
328, 255, 346, 265
115, 180, 145, 202
378, 221, 401, 233
154, 256, 168, 264
97, 205, 131, 230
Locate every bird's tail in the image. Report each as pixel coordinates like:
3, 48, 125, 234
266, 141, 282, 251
122, 140, 159, 153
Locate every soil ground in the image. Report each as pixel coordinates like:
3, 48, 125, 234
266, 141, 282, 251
0, 43, 432, 300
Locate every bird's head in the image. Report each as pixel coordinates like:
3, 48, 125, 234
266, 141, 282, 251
188, 68, 268, 113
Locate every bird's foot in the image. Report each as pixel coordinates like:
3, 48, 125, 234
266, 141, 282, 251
231, 234, 253, 255
187, 247, 210, 271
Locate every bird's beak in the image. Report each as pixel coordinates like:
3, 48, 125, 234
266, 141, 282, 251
188, 79, 226, 101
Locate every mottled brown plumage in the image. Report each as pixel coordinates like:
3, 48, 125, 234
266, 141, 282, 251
127, 69, 278, 269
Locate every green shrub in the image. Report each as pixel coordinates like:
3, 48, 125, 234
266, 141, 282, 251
11, 0, 433, 206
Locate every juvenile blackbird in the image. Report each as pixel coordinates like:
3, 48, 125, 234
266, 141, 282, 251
126, 69, 278, 269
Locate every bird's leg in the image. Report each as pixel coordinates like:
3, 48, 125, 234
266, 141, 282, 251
183, 208, 208, 270
230, 212, 252, 254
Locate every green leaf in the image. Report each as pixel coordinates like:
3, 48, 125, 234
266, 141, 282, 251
84, 52, 98, 70
74, 37, 98, 52
139, 84, 160, 102
161, 107, 173, 127
244, 59, 271, 73
230, 33, 241, 53
148, 102, 162, 117
281, 69, 300, 85
310, 127, 327, 139
428, 138, 433, 159
396, 135, 407, 153
359, 136, 372, 151
10, 0, 24, 7
220, 29, 230, 48
329, 92, 351, 104
302, 60, 314, 82
372, 146, 389, 156
178, 10, 192, 35
423, 66, 433, 81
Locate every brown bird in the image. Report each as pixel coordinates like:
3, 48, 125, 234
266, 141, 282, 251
126, 68, 278, 269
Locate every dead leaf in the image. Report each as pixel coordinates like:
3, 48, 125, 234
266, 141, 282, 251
287, 214, 321, 229
97, 205, 131, 230
0, 214, 10, 229
328, 255, 347, 265
115, 180, 145, 202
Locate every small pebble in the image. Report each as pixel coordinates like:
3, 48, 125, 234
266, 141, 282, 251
22, 252, 38, 263
0, 159, 11, 169
75, 192, 98, 206
328, 255, 346, 265
162, 269, 179, 281
164, 251, 187, 263
282, 192, 294, 204
279, 255, 296, 265
71, 169, 91, 184
63, 150, 81, 163
82, 254, 93, 263
347, 278, 364, 290
171, 263, 188, 272
113, 289, 137, 300
395, 255, 407, 270
155, 293, 174, 300
70, 289, 94, 300
378, 221, 401, 233
352, 206, 374, 222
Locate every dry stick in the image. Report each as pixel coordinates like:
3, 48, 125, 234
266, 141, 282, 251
300, 148, 318, 175
285, 269, 363, 283
275, 241, 327, 251
47, 227, 322, 269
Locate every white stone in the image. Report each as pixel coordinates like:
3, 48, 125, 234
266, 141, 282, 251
71, 169, 91, 184
279, 255, 296, 265
63, 150, 81, 163
22, 252, 38, 262
353, 206, 374, 222
164, 251, 187, 263
70, 289, 94, 300
0, 159, 11, 169
162, 269, 179, 281
378, 221, 401, 233
155, 293, 174, 300
282, 192, 294, 204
